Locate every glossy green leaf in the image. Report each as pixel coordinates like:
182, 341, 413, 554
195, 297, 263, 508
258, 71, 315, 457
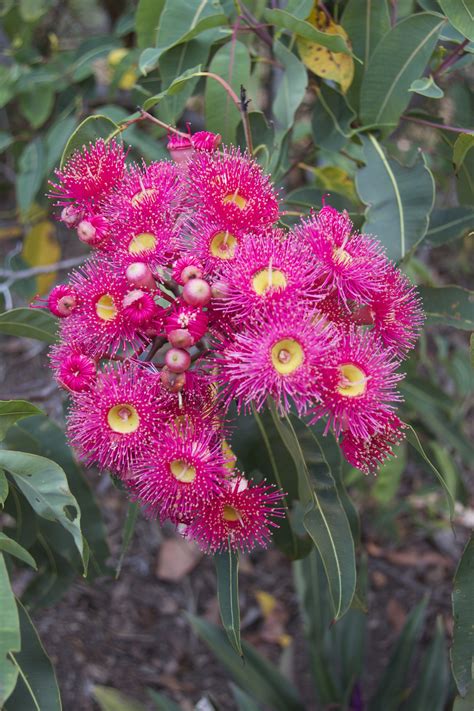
115, 502, 139, 578
0, 308, 58, 344
0, 533, 36, 570
19, 85, 54, 129
0, 554, 20, 707
264, 8, 351, 54
142, 64, 203, 110
0, 401, 43, 441
403, 617, 448, 711
4, 599, 61, 711
205, 40, 250, 145
356, 134, 435, 261
425, 207, 474, 246
360, 13, 445, 128
405, 426, 455, 519
16, 138, 46, 214
369, 599, 428, 711
438, 0, 474, 42
135, 0, 165, 49
341, 0, 391, 112
418, 285, 474, 330
273, 40, 307, 131
312, 83, 355, 152
409, 75, 444, 99
0, 471, 7, 506
214, 546, 242, 657
453, 133, 474, 172
141, 0, 227, 71
60, 115, 119, 169
452, 534, 474, 696
94, 685, 148, 711
147, 688, 182, 711
269, 405, 356, 620
0, 450, 86, 572
188, 615, 305, 711
5, 416, 110, 577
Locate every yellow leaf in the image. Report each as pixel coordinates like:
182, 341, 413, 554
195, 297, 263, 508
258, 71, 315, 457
301, 163, 358, 203
297, 7, 354, 93
22, 220, 61, 294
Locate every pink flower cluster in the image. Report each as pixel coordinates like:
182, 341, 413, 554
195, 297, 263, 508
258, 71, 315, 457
44, 132, 423, 554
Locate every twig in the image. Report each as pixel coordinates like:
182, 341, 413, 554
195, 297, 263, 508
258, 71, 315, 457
144, 336, 167, 362
239, 3, 273, 48
433, 39, 469, 78
137, 109, 189, 138
240, 85, 253, 154
0, 255, 86, 281
401, 115, 474, 136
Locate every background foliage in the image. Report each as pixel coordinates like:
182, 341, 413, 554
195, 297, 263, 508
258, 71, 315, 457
0, 0, 472, 709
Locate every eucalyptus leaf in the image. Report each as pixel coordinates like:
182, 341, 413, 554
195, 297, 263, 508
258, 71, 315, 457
0, 533, 36, 570
135, 0, 165, 49
263, 8, 351, 54
230, 684, 262, 711
451, 534, 474, 697
143, 64, 203, 110
0, 471, 7, 506
405, 426, 455, 519
19, 85, 54, 129
16, 138, 46, 214
356, 134, 435, 261
438, 0, 474, 42
312, 83, 355, 153
60, 115, 120, 169
425, 207, 474, 246
0, 308, 58, 344
214, 546, 242, 656
418, 285, 474, 330
273, 40, 307, 132
0, 401, 43, 441
409, 76, 444, 99
453, 133, 474, 173
0, 554, 20, 707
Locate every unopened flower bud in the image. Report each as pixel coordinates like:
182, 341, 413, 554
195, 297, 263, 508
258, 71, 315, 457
160, 365, 186, 392
48, 284, 77, 317
168, 328, 194, 348
61, 205, 83, 228
126, 262, 156, 290
182, 278, 211, 307
165, 347, 191, 373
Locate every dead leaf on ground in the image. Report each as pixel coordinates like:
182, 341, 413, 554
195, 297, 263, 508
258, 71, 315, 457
156, 536, 202, 582
386, 598, 407, 634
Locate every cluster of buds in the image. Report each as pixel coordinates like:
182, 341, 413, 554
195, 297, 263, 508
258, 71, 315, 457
43, 127, 423, 554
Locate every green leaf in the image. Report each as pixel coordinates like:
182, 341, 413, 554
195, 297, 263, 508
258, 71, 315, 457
453, 133, 474, 172
0, 401, 43, 441
142, 64, 204, 111
0, 131, 13, 153
205, 40, 250, 145
403, 617, 448, 711
0, 308, 58, 344
356, 134, 435, 261
0, 533, 36, 570
188, 615, 305, 711
368, 599, 428, 711
311, 83, 355, 153
230, 684, 262, 711
19, 85, 55, 129
418, 285, 474, 330
372, 442, 406, 506
60, 115, 120, 169
425, 207, 474, 246
273, 40, 307, 132
438, 0, 474, 42
451, 534, 474, 697
0, 450, 86, 572
94, 685, 148, 711
409, 75, 444, 99
0, 554, 20, 707
135, 0, 165, 49
454, 684, 474, 711
71, 40, 120, 82
236, 112, 275, 168
263, 8, 351, 54
214, 546, 242, 657
4, 599, 61, 711
0, 471, 7, 506
5, 416, 110, 577
147, 688, 182, 711
141, 0, 227, 71
360, 13, 445, 128
45, 117, 78, 174
405, 426, 455, 519
115, 502, 139, 578
269, 405, 356, 620
16, 138, 46, 214
341, 0, 391, 112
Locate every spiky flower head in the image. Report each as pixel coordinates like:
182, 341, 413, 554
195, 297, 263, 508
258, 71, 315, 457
165, 300, 209, 345
47, 284, 77, 318
186, 475, 285, 553
187, 147, 279, 231
311, 328, 403, 440
186, 215, 246, 275
340, 415, 407, 474
50, 139, 126, 209
217, 301, 335, 414
131, 422, 227, 522
67, 363, 162, 476
49, 343, 97, 393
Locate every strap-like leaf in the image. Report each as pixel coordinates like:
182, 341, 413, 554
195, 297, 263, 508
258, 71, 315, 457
214, 545, 242, 657
451, 534, 474, 697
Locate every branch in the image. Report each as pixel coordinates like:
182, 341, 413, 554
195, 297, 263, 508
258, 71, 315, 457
401, 115, 474, 136
433, 39, 469, 78
0, 255, 86, 281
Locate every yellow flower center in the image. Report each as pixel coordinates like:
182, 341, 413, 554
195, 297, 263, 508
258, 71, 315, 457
333, 247, 352, 265
128, 232, 157, 254
210, 231, 237, 259
271, 338, 304, 375
222, 191, 247, 210
222, 440, 237, 471
337, 363, 367, 397
131, 188, 157, 206
95, 294, 117, 321
252, 268, 287, 295
107, 404, 140, 433
223, 505, 241, 522
169, 459, 196, 483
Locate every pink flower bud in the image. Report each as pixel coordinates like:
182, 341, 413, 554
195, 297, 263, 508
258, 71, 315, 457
168, 328, 194, 349
192, 131, 222, 152
61, 205, 84, 228
126, 262, 156, 290
182, 278, 211, 307
160, 365, 186, 392
48, 284, 77, 317
167, 134, 194, 165
122, 289, 157, 327
165, 347, 191, 373
77, 215, 108, 246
